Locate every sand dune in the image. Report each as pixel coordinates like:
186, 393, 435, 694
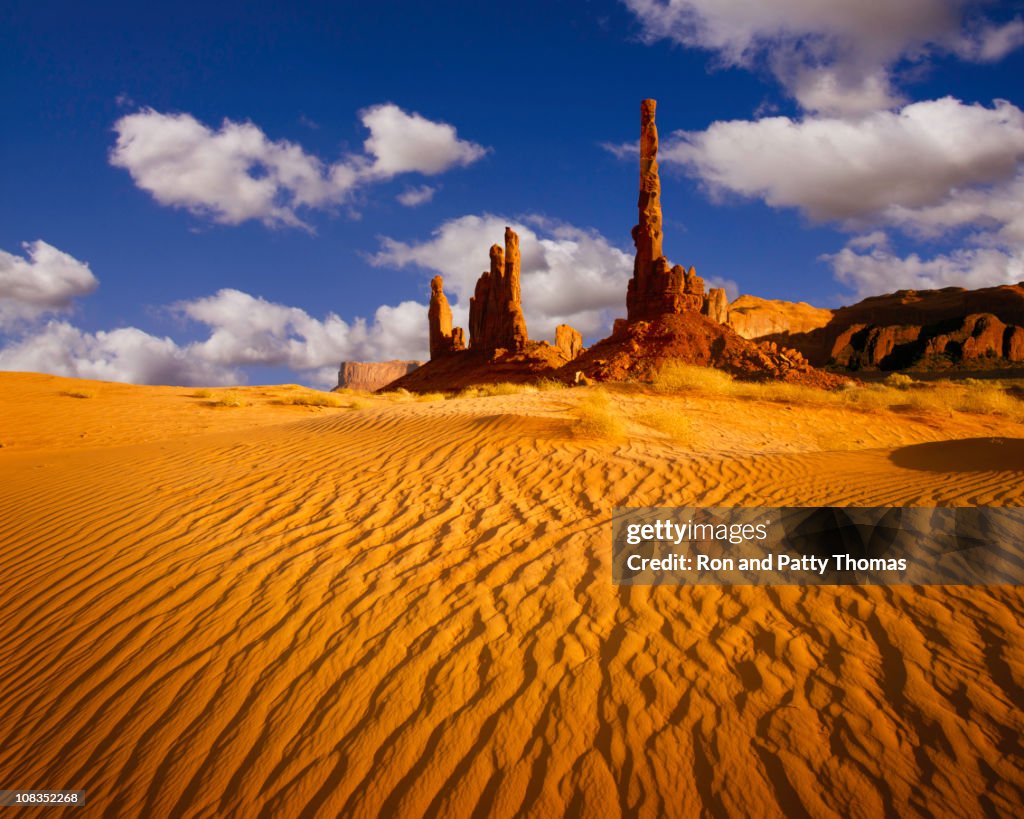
0, 372, 1022, 816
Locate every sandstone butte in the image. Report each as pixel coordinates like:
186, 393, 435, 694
336, 360, 423, 392
388, 98, 845, 393
743, 284, 1024, 372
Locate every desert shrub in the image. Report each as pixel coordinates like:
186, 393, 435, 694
636, 406, 691, 441
732, 381, 835, 406
884, 372, 915, 388
348, 397, 372, 410
380, 388, 415, 402
534, 377, 567, 392
653, 361, 734, 394
476, 382, 533, 396
573, 391, 626, 440
415, 392, 446, 402
951, 384, 1020, 417
192, 388, 213, 399
211, 393, 247, 407
281, 391, 344, 407
61, 389, 97, 399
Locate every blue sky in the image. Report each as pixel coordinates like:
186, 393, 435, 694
2, 0, 1023, 386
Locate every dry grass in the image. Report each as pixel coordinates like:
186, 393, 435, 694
636, 406, 692, 442
192, 388, 213, 399
650, 361, 1023, 421
210, 393, 247, 408
477, 382, 535, 397
572, 390, 626, 440
61, 389, 97, 399
652, 361, 735, 393
280, 391, 345, 408
534, 378, 567, 392
452, 382, 536, 399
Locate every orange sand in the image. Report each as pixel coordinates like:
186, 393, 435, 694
0, 372, 1021, 816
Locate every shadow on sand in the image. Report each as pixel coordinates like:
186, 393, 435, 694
890, 437, 1024, 472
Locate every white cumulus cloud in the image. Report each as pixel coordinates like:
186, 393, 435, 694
360, 105, 488, 177
824, 233, 1023, 298
656, 97, 1024, 222
0, 241, 98, 325
110, 104, 487, 228
0, 321, 239, 386
396, 185, 437, 207
623, 0, 1024, 114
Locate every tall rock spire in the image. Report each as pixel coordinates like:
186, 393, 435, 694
626, 99, 707, 320
468, 227, 528, 353
428, 275, 464, 359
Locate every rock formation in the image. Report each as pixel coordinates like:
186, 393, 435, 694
624, 99, 725, 323
702, 287, 729, 325
555, 324, 583, 360
768, 284, 1024, 371
390, 99, 848, 392
469, 228, 529, 353
727, 295, 833, 340
337, 360, 422, 392
428, 275, 465, 359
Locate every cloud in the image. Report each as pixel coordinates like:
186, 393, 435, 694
396, 185, 437, 207
0, 242, 430, 386
371, 213, 643, 340
360, 105, 488, 177
0, 291, 429, 388
656, 97, 1024, 222
637, 96, 1024, 299
110, 104, 487, 228
179, 289, 428, 384
623, 0, 1024, 114
0, 240, 98, 325
823, 232, 1023, 299
0, 321, 240, 385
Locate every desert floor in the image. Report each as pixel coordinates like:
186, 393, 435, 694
0, 372, 1022, 817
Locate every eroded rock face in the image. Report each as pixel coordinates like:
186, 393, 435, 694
468, 228, 529, 353
1006, 326, 1024, 361
828, 311, 1024, 370
337, 361, 422, 392
428, 275, 465, 359
727, 296, 833, 340
703, 288, 729, 324
555, 324, 583, 360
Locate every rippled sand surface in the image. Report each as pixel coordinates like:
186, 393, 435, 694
1, 372, 1021, 817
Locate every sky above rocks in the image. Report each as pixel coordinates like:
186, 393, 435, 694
2, 0, 1023, 386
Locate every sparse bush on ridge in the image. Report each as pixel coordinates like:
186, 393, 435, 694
647, 359, 1023, 421
652, 361, 734, 393
573, 390, 626, 440
885, 373, 915, 388
636, 407, 691, 442
452, 382, 536, 399
61, 389, 97, 399
211, 393, 247, 408
280, 391, 345, 408
534, 377, 567, 392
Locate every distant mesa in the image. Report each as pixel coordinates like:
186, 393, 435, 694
337, 360, 422, 392
740, 284, 1024, 373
